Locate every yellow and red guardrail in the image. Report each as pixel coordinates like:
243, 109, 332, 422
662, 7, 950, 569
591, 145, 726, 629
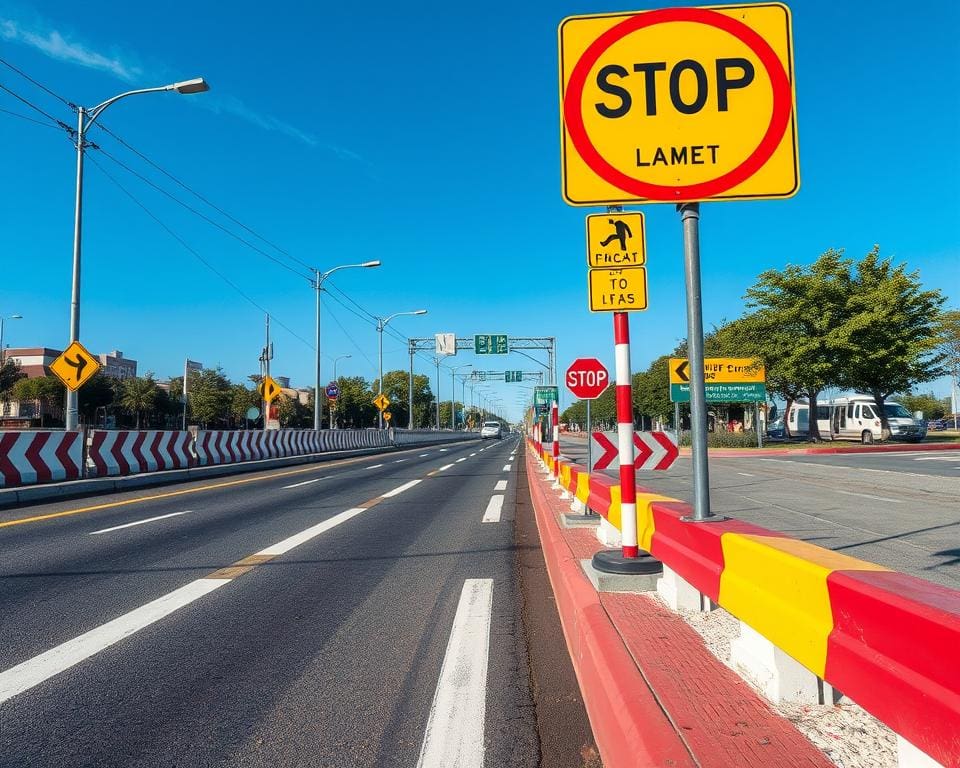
527, 438, 960, 767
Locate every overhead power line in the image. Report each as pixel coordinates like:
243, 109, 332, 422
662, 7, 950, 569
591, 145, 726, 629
0, 55, 73, 107
0, 80, 72, 133
87, 153, 315, 351
0, 106, 66, 130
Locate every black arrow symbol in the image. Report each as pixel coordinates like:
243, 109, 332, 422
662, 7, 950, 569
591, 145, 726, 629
65, 354, 87, 381
675, 360, 689, 383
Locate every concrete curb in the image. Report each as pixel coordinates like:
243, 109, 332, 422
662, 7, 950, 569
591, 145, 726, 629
0, 438, 478, 511
523, 451, 696, 768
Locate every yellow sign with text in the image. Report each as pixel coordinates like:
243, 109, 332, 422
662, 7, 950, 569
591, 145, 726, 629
588, 266, 648, 312
50, 341, 100, 391
586, 212, 645, 267
559, 3, 799, 204
670, 357, 765, 384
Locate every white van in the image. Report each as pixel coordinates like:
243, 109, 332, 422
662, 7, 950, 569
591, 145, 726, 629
786, 395, 923, 443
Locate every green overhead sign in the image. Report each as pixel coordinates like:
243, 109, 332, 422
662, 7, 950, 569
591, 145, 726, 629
505, 370, 524, 383
475, 334, 508, 354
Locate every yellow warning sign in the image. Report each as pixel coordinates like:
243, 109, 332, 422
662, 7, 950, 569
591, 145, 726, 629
588, 266, 648, 312
586, 212, 645, 267
383, 411, 392, 422
670, 357, 765, 384
373, 393, 391, 411
559, 3, 799, 205
50, 341, 100, 391
258, 375, 282, 404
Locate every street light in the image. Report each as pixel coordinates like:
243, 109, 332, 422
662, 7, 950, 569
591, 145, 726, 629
312, 261, 380, 430
452, 364, 472, 430
328, 354, 351, 430
0, 314, 22, 364
376, 309, 427, 429
64, 78, 210, 430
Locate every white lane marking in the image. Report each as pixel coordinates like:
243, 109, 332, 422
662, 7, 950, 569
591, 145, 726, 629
913, 456, 960, 461
366, 464, 384, 470
736, 472, 755, 477
420, 453, 430, 457
394, 459, 407, 463
89, 511, 189, 535
282, 478, 323, 489
835, 489, 903, 504
470, 452, 477, 457
382, 479, 422, 498
456, 458, 467, 463
438, 464, 455, 471
416, 579, 492, 768
482, 495, 504, 523
0, 578, 229, 705
757, 458, 926, 477
257, 508, 366, 556
502, 464, 512, 472
439, 449, 448, 452
494, 480, 508, 491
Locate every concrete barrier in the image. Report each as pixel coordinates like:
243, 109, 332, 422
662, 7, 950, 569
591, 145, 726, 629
528, 438, 960, 768
87, 430, 195, 477
0, 431, 83, 487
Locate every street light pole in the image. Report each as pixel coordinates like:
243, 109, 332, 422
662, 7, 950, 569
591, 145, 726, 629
0, 314, 23, 364
376, 309, 427, 429
451, 364, 472, 430
312, 261, 380, 430
64, 78, 210, 431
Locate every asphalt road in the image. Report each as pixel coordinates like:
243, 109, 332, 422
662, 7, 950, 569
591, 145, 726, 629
560, 438, 960, 590
0, 436, 594, 767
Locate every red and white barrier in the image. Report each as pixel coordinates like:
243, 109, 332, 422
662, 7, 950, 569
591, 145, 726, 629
194, 428, 392, 466
614, 312, 639, 559
86, 431, 195, 477
0, 431, 83, 487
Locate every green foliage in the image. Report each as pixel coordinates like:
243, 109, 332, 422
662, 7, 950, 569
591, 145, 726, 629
371, 370, 433, 428
78, 372, 117, 423
633, 355, 672, 423
0, 358, 26, 401
938, 310, 960, 375
187, 367, 232, 428
12, 376, 64, 420
120, 375, 159, 428
678, 429, 761, 448
897, 392, 948, 420
334, 375, 376, 428
230, 383, 260, 424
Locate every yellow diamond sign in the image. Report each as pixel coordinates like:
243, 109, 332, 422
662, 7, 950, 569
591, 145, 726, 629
373, 393, 391, 412
50, 341, 100, 391
559, 3, 799, 204
383, 411, 392, 422
258, 375, 282, 404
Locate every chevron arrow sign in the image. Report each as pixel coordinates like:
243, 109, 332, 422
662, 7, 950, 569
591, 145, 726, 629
590, 430, 678, 472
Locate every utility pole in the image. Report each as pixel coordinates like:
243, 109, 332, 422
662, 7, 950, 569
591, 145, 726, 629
261, 314, 272, 431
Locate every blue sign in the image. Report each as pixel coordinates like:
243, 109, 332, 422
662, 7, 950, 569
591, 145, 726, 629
325, 381, 340, 399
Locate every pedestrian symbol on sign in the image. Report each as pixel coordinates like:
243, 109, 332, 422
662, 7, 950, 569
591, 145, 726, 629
600, 219, 632, 251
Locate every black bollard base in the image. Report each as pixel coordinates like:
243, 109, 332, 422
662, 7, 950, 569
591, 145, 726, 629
591, 549, 663, 575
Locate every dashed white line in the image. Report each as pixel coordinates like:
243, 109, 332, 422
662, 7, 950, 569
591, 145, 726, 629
258, 508, 367, 556
439, 464, 455, 471
470, 452, 477, 457
382, 479, 422, 497
913, 456, 960, 461
89, 511, 189, 535
439, 449, 449, 452
282, 478, 323, 489
736, 472, 755, 477
494, 480, 508, 491
456, 458, 467, 463
416, 579, 492, 768
482, 495, 504, 523
835, 489, 903, 504
420, 453, 430, 457
394, 459, 407, 463
366, 464, 384, 470
0, 578, 229, 705
502, 464, 512, 472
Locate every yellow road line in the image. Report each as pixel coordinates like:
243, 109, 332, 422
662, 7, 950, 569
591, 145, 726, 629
0, 454, 377, 530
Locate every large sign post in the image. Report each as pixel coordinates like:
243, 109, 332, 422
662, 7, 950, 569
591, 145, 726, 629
560, 3, 798, 532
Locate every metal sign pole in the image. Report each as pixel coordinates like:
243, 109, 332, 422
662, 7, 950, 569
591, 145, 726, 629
678, 203, 712, 520
756, 402, 763, 448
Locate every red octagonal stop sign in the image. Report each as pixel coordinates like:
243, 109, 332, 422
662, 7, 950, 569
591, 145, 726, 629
565, 357, 609, 400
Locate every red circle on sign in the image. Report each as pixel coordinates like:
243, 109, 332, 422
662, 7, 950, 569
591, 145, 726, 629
566, 358, 610, 400
563, 7, 793, 201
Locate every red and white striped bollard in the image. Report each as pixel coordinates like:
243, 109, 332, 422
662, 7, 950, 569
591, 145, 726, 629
614, 312, 638, 559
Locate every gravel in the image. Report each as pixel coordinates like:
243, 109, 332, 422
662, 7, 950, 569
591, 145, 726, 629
666, 596, 898, 768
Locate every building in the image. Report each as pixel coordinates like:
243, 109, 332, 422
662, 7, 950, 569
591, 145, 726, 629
96, 350, 137, 380
2, 347, 61, 378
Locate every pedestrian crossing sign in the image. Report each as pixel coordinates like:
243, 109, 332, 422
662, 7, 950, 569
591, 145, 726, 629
586, 212, 645, 267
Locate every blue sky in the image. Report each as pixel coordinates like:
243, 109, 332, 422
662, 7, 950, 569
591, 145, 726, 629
1, 0, 958, 420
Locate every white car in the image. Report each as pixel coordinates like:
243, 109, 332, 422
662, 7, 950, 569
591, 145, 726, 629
480, 421, 502, 439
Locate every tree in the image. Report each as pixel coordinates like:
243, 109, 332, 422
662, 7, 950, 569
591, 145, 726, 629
835, 247, 946, 438
78, 372, 117, 425
120, 375, 159, 428
0, 358, 26, 403
371, 370, 433, 428
897, 392, 947, 420
189, 367, 233, 427
230, 383, 261, 426
334, 376, 376, 428
633, 355, 672, 428
743, 249, 856, 440
12, 376, 64, 425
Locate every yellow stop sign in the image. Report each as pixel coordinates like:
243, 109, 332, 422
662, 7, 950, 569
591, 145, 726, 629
559, 3, 799, 204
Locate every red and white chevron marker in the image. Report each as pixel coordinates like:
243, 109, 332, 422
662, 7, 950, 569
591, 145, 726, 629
613, 312, 638, 558
552, 401, 560, 479
591, 431, 678, 471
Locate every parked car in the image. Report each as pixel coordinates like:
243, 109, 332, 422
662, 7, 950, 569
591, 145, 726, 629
480, 421, 502, 439
766, 417, 786, 439
928, 419, 948, 431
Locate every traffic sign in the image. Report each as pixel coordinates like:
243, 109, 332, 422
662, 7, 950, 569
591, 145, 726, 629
373, 393, 390, 411
475, 334, 508, 354
258, 375, 282, 404
669, 357, 766, 402
591, 430, 678, 471
436, 333, 456, 356
586, 212, 645, 267
326, 381, 340, 400
534, 385, 559, 412
505, 370, 524, 383
559, 3, 799, 205
383, 411, 392, 422
50, 341, 100, 392
565, 358, 609, 400
588, 266, 648, 312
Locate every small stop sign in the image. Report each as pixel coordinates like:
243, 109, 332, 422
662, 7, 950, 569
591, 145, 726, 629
565, 358, 609, 400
